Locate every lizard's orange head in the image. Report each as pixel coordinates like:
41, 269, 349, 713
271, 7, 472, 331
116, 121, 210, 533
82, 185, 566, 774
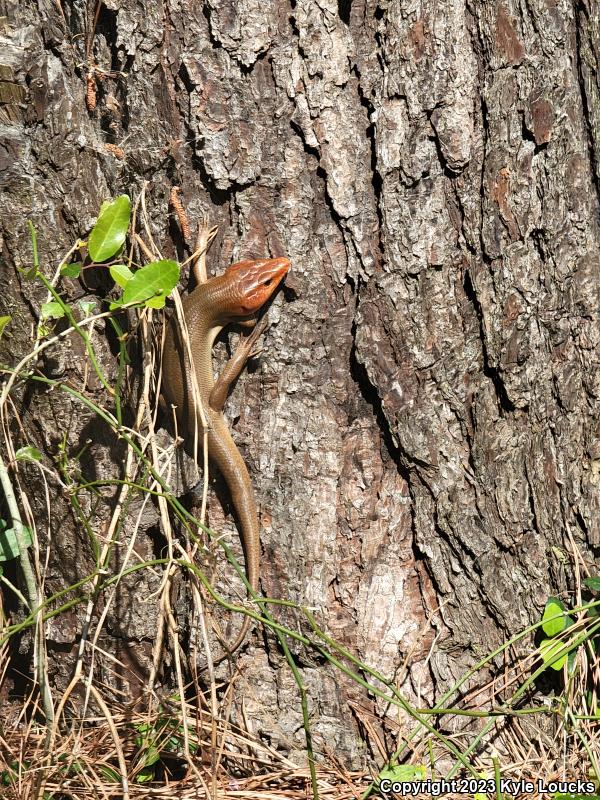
223, 257, 290, 316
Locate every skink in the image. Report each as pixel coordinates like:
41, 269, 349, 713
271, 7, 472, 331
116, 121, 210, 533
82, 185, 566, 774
162, 257, 290, 656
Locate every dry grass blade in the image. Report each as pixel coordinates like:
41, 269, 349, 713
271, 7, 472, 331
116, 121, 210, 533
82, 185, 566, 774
0, 682, 371, 800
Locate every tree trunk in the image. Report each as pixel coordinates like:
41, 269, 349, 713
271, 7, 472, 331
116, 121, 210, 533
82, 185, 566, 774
1, 0, 599, 780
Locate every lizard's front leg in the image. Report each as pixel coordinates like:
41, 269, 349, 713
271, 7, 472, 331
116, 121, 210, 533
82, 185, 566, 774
208, 317, 269, 413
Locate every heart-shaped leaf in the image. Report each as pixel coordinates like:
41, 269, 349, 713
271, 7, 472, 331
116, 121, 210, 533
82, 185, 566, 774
41, 301, 65, 320
542, 597, 568, 638
88, 195, 131, 262
110, 263, 133, 288
122, 260, 179, 309
0, 519, 33, 561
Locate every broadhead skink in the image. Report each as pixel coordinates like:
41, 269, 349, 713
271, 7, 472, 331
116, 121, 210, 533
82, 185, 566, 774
162, 257, 290, 656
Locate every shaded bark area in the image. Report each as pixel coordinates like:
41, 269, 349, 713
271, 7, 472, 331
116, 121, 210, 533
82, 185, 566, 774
1, 0, 599, 768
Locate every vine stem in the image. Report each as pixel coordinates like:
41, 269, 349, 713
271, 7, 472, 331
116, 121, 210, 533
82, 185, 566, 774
0, 452, 54, 725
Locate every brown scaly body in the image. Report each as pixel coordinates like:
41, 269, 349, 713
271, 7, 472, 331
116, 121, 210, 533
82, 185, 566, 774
162, 257, 290, 655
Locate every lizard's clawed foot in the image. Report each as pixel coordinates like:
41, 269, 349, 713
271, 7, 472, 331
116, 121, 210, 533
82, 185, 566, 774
238, 317, 269, 360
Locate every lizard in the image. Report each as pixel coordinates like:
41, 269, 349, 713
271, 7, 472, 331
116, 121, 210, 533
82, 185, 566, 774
161, 255, 290, 657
